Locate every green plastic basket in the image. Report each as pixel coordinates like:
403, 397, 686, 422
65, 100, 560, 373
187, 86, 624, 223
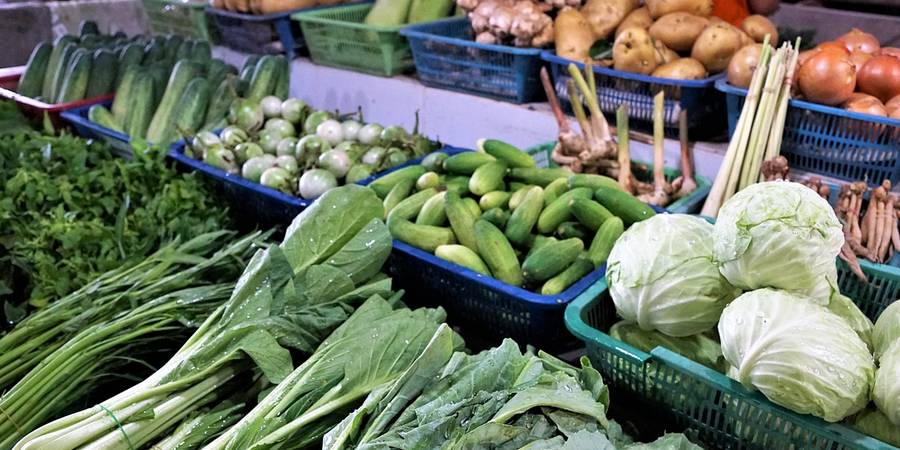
565, 260, 900, 450
292, 4, 413, 77
525, 142, 711, 214
143, 0, 215, 40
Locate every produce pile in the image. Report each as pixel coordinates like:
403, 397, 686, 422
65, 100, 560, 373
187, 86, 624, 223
728, 27, 900, 120
457, 0, 555, 47
88, 52, 283, 147
0, 120, 232, 320
366, 0, 456, 26
372, 140, 656, 295
209, 0, 348, 15
187, 94, 439, 200
606, 180, 900, 447
553, 0, 778, 80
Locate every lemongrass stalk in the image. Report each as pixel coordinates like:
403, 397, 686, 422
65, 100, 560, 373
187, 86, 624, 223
652, 92, 666, 188
759, 41, 801, 181
567, 79, 594, 143
616, 105, 631, 190
739, 46, 786, 190
584, 61, 612, 141
567, 63, 605, 136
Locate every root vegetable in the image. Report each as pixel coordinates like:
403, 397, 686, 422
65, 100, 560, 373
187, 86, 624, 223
740, 15, 778, 44
857, 55, 900, 103
555, 8, 596, 62
848, 50, 872, 72
615, 6, 652, 38
581, 0, 639, 39
638, 92, 671, 206
816, 41, 851, 57
760, 155, 789, 181
651, 39, 679, 65
691, 23, 742, 73
843, 93, 887, 117
879, 47, 900, 59
885, 94, 900, 114
671, 109, 697, 199
727, 43, 765, 88
837, 28, 880, 55
797, 51, 856, 105
652, 57, 707, 79
649, 12, 709, 52
614, 27, 658, 74
645, 0, 713, 18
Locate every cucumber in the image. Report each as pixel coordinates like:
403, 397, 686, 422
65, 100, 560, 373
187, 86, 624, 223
190, 40, 212, 66
117, 43, 145, 86
508, 181, 527, 191
568, 174, 622, 191
237, 55, 259, 96
444, 176, 469, 196
56, 50, 92, 103
507, 185, 534, 211
142, 40, 166, 66
165, 35, 184, 61
147, 66, 168, 109
111, 66, 139, 126
171, 77, 211, 139
203, 76, 237, 129
570, 198, 614, 231
387, 188, 436, 221
461, 198, 481, 218
388, 217, 455, 253
124, 74, 156, 139
79, 20, 99, 36
175, 39, 193, 61
480, 207, 509, 229
85, 49, 117, 98
146, 60, 200, 144
556, 222, 589, 240
383, 178, 415, 219
481, 139, 535, 168
537, 187, 593, 234
88, 104, 123, 132
246, 55, 278, 102
369, 165, 426, 198
48, 43, 77, 102
421, 152, 447, 172
543, 178, 569, 207
526, 235, 556, 258
588, 217, 624, 268
541, 256, 594, 295
442, 152, 496, 175
521, 238, 583, 283
416, 191, 447, 226
468, 161, 507, 196
273, 55, 289, 100
479, 191, 510, 211
474, 220, 523, 287
18, 42, 52, 98
416, 172, 440, 190
508, 167, 571, 187
504, 186, 544, 247
445, 191, 478, 251
594, 187, 657, 225
42, 36, 77, 99
206, 58, 231, 90
435, 245, 491, 276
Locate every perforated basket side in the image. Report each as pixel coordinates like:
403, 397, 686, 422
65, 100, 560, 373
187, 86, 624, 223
143, 0, 213, 40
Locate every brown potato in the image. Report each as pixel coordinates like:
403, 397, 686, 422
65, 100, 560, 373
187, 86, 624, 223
648, 12, 709, 52
615, 7, 653, 38
614, 27, 658, 74
582, 0, 640, 39
651, 58, 708, 79
727, 43, 765, 88
555, 9, 597, 62
741, 15, 778, 44
652, 38, 679, 65
691, 23, 743, 73
645, 0, 714, 19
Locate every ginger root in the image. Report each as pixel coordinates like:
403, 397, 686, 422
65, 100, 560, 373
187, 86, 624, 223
458, 0, 555, 47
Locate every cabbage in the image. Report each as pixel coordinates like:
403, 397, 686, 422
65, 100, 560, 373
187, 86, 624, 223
609, 321, 726, 371
827, 293, 874, 352
719, 289, 875, 422
607, 214, 740, 337
874, 301, 900, 360
850, 408, 900, 446
714, 182, 843, 302
874, 343, 900, 426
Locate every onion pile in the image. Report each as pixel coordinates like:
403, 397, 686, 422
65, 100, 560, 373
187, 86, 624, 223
797, 51, 856, 105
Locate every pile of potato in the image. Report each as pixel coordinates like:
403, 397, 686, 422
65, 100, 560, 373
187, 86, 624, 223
554, 0, 778, 80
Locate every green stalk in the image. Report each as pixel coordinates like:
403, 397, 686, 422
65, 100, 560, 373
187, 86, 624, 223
759, 40, 801, 181
739, 46, 785, 190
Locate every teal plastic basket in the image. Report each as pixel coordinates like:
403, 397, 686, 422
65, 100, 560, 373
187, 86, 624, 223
565, 260, 900, 450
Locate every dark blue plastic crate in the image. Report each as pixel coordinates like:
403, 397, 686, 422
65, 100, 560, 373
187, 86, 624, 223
541, 51, 726, 140
717, 79, 900, 186
400, 17, 545, 104
61, 101, 134, 158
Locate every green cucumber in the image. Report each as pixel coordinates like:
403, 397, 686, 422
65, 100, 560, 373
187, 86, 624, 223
543, 177, 569, 207
480, 207, 509, 229
526, 235, 556, 258
382, 178, 415, 219
79, 20, 99, 36
507, 185, 534, 211
570, 198, 614, 231
18, 42, 52, 98
594, 187, 657, 225
479, 191, 510, 210
88, 104, 123, 132
568, 174, 622, 191
190, 40, 212, 66
111, 66, 139, 126
481, 139, 535, 168
416, 191, 447, 226
442, 152, 496, 175
461, 198, 481, 218
369, 165, 426, 198
146, 60, 200, 144
521, 238, 583, 283
508, 167, 572, 186
273, 55, 289, 100
387, 188, 437, 221
504, 185, 544, 247
388, 217, 455, 253
171, 78, 211, 139
444, 176, 470, 196
468, 161, 507, 196
474, 220, 523, 287
203, 76, 237, 129
588, 217, 624, 268
435, 245, 491, 276
536, 187, 593, 234
124, 74, 156, 139
85, 49, 117, 98
556, 222, 589, 241
246, 55, 278, 102
42, 36, 77, 99
445, 191, 478, 251
56, 50, 92, 103
542, 256, 594, 295
48, 43, 77, 102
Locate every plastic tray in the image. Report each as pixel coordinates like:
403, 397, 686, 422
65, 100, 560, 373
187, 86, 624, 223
717, 79, 900, 186
565, 260, 899, 450
525, 142, 711, 214
0, 66, 114, 128
143, 0, 215, 40
541, 51, 727, 140
292, 3, 413, 77
60, 101, 134, 157
400, 18, 544, 104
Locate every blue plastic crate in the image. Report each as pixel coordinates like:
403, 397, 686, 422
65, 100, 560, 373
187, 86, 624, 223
400, 17, 544, 104
541, 51, 726, 140
717, 79, 900, 186
61, 101, 134, 158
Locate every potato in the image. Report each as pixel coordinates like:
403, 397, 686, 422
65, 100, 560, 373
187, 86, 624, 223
652, 38, 679, 65
691, 23, 742, 73
651, 58, 708, 79
555, 9, 596, 62
645, 0, 713, 19
614, 27, 658, 74
648, 12, 709, 52
615, 7, 652, 38
727, 44, 764, 88
582, 0, 640, 39
741, 15, 778, 44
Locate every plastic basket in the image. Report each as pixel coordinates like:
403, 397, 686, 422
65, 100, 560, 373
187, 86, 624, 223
60, 101, 135, 157
525, 142, 711, 214
0, 66, 114, 129
143, 0, 215, 40
293, 3, 413, 77
717, 79, 900, 186
565, 260, 900, 450
400, 18, 544, 104
541, 51, 727, 140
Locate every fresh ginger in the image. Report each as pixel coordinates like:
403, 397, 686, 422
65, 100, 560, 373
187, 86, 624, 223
458, 0, 555, 47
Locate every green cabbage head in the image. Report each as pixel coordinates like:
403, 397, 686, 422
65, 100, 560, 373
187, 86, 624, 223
714, 182, 843, 303
874, 343, 900, 426
719, 289, 875, 422
607, 214, 740, 337
874, 301, 900, 360
850, 408, 900, 447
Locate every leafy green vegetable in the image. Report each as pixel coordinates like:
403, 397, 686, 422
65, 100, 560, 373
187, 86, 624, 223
609, 321, 727, 372
874, 301, 900, 360
850, 408, 900, 447
150, 401, 247, 450
873, 344, 900, 427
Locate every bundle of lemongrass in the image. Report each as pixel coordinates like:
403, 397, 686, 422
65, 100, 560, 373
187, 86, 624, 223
701, 37, 801, 217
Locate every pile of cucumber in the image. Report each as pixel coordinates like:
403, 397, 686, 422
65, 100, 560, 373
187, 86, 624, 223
88, 49, 286, 146
371, 140, 657, 295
